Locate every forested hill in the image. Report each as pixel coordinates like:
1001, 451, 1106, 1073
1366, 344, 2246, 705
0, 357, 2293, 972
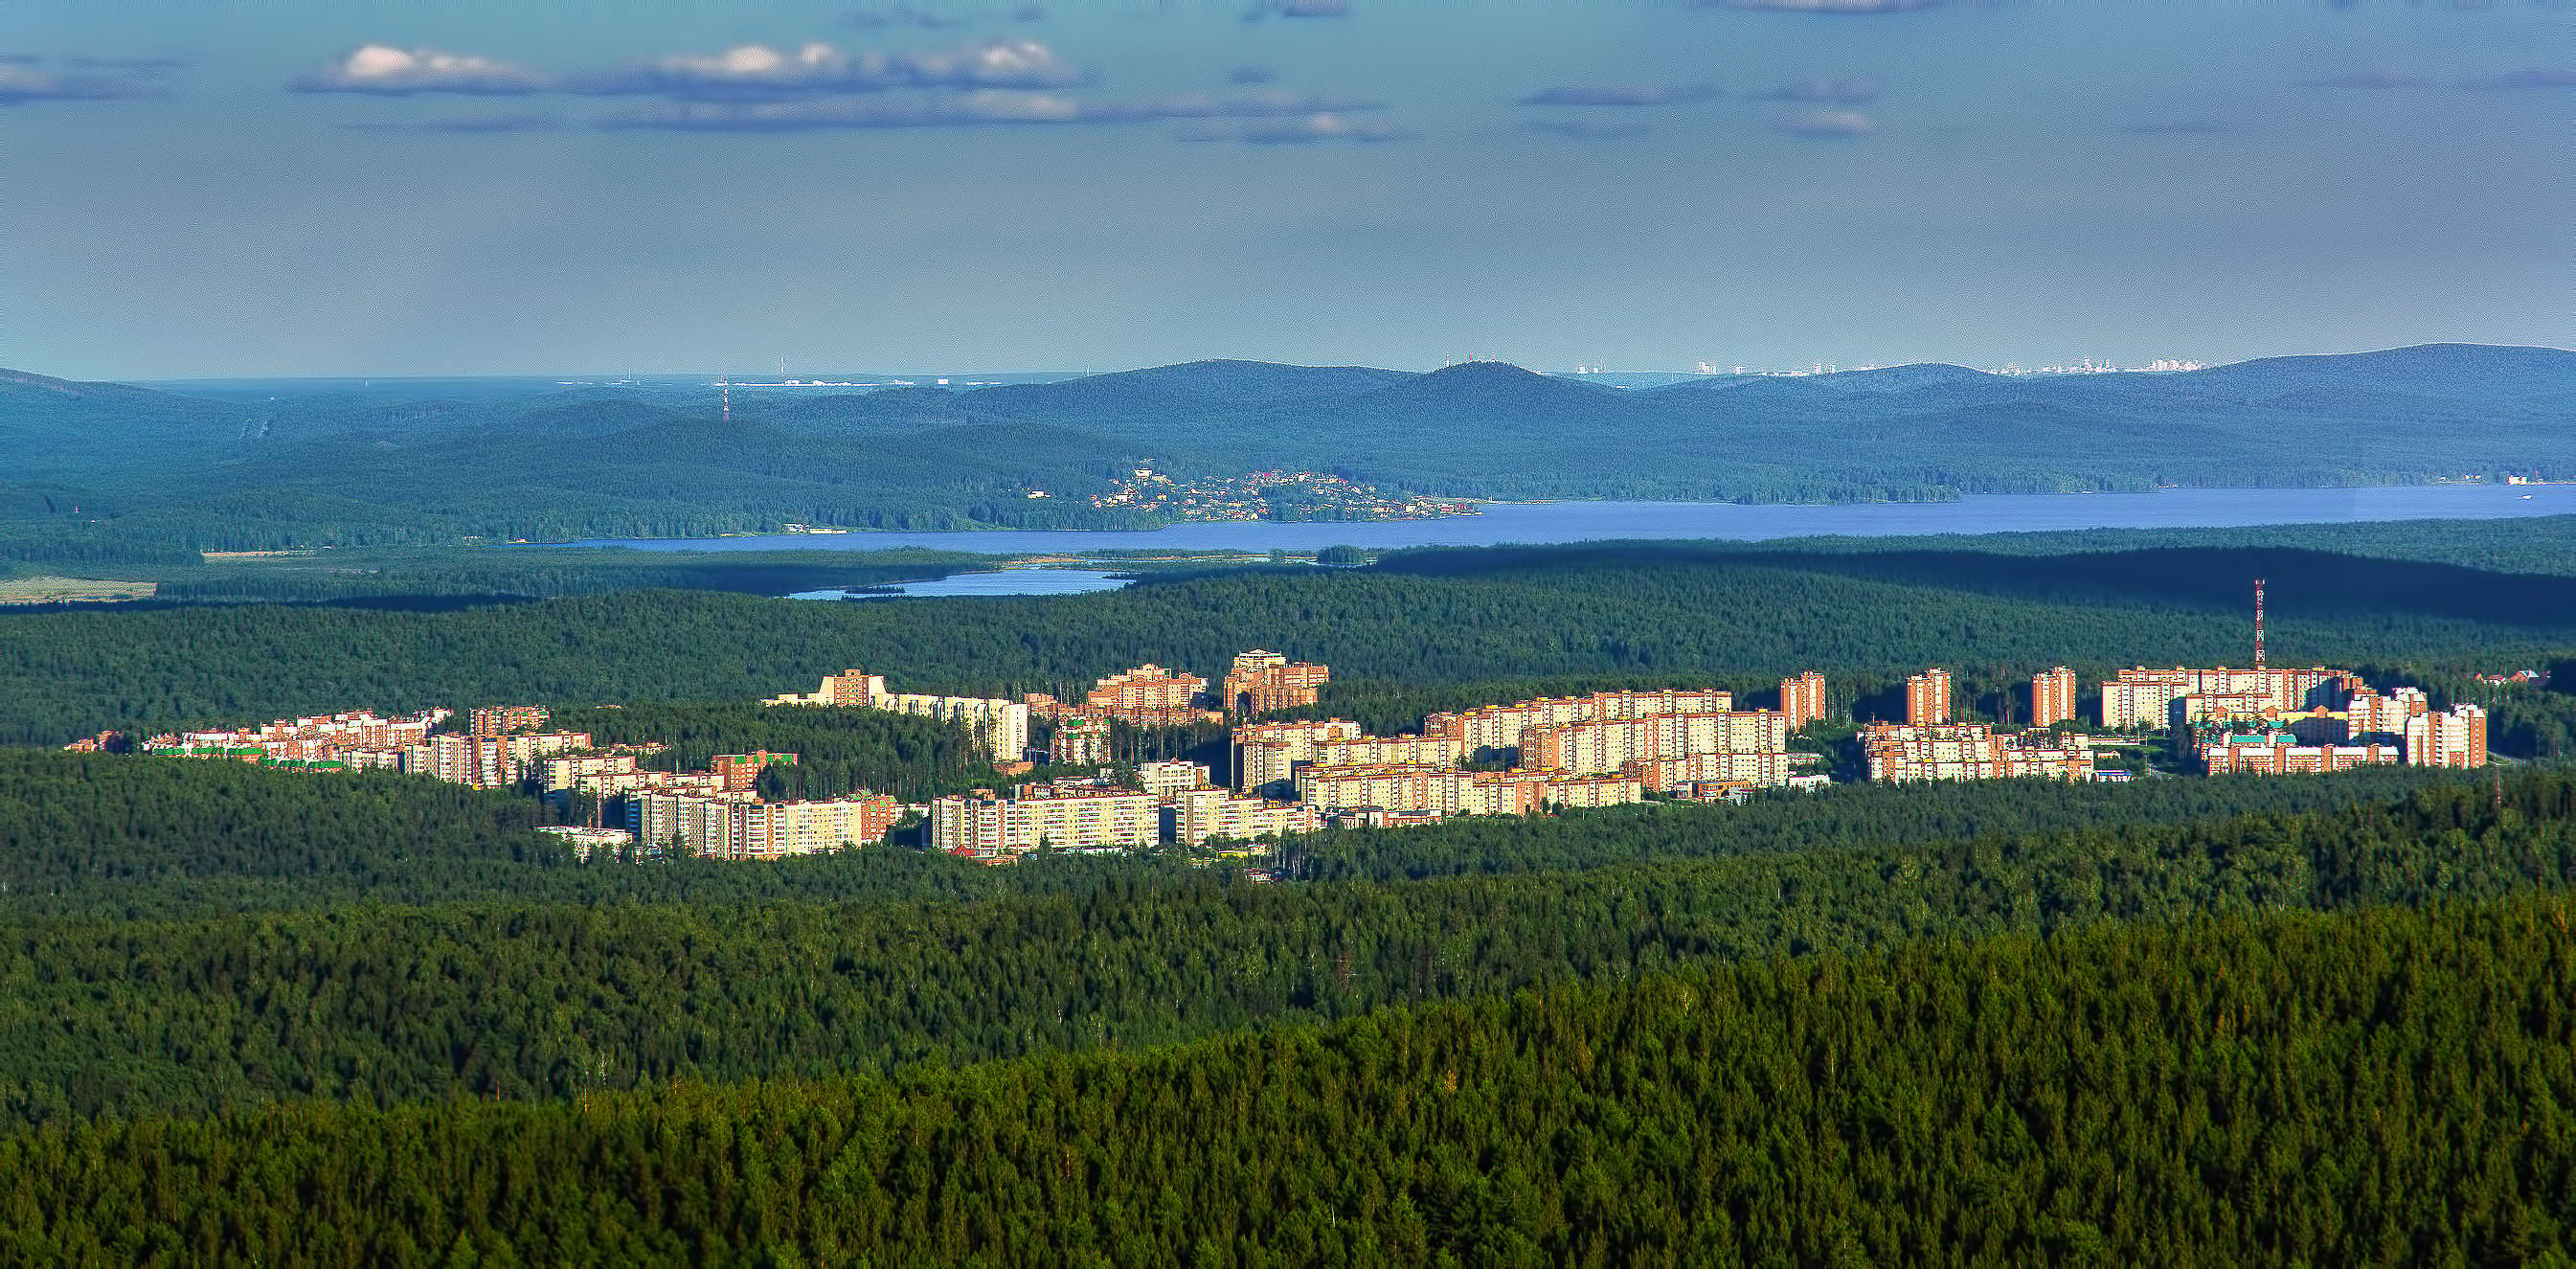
3, 342, 2571, 558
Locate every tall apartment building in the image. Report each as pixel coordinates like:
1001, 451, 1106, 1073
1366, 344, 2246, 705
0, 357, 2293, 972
929, 784, 1161, 859
1232, 718, 1367, 793
403, 730, 590, 789
2030, 668, 2078, 728
1523, 711, 1788, 780
1905, 669, 1953, 725
2099, 666, 2351, 730
630, 791, 896, 860
1621, 750, 1796, 789
2344, 686, 2429, 739
1222, 650, 1331, 714
766, 669, 1029, 763
1780, 671, 1829, 730
2404, 705, 2488, 769
1863, 722, 2095, 783
1087, 665, 1209, 714
468, 706, 548, 737
1172, 787, 1321, 847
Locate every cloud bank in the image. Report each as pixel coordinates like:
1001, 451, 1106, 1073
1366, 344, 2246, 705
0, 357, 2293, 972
0, 63, 159, 103
572, 39, 1085, 99
1773, 107, 1874, 136
599, 87, 1383, 131
293, 45, 551, 95
1518, 83, 1715, 107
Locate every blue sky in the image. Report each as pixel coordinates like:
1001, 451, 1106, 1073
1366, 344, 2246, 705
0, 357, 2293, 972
4, 0, 2569, 378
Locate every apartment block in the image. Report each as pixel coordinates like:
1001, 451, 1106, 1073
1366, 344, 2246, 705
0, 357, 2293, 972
1905, 669, 1953, 726
1620, 750, 1796, 789
1525, 711, 1788, 779
630, 791, 896, 860
1424, 690, 1736, 754
1232, 718, 1367, 793
1780, 671, 1829, 730
1137, 759, 1210, 797
2030, 668, 2078, 728
712, 751, 796, 792
2344, 686, 2429, 739
2099, 666, 2352, 729
765, 669, 1028, 762
468, 706, 549, 737
1173, 787, 1321, 847
929, 783, 1161, 859
1087, 665, 1209, 715
2202, 736, 2401, 775
1222, 650, 1331, 714
2404, 705, 2488, 769
1051, 714, 1110, 766
1294, 763, 1644, 817
1863, 722, 2095, 783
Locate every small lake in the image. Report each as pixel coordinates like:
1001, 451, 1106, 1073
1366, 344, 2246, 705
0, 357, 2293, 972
570, 484, 2576, 557
789, 568, 1133, 600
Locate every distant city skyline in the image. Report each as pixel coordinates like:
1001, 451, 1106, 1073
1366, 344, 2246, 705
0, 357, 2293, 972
6, 0, 2570, 379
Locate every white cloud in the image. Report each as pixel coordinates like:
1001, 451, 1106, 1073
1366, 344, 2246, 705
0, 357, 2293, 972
1773, 107, 1873, 136
574, 39, 1084, 99
597, 87, 1382, 131
293, 45, 550, 95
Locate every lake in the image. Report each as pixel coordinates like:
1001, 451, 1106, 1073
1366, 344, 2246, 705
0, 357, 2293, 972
788, 569, 1135, 600
572, 484, 2576, 557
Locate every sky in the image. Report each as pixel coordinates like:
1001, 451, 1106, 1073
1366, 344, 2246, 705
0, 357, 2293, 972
3, 0, 2569, 379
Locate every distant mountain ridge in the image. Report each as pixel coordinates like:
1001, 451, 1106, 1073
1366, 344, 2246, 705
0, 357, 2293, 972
0, 343, 2569, 557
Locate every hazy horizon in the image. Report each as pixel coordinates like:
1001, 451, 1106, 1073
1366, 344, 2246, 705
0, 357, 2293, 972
8, 0, 2570, 379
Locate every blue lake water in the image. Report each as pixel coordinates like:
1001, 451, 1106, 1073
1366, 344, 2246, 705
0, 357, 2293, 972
570, 484, 2576, 558
788, 569, 1134, 600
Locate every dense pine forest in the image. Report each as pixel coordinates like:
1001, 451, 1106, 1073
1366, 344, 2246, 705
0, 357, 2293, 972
4, 892, 2569, 1264
4, 529, 2575, 1259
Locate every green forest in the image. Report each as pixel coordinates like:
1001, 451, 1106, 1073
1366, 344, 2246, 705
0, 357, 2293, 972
3, 530, 2575, 1260
3, 892, 2569, 1264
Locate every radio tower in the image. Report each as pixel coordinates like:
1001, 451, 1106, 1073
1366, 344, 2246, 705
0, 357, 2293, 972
2252, 578, 2267, 670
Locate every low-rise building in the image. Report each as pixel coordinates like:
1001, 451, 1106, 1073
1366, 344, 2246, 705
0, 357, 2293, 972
2202, 735, 2401, 775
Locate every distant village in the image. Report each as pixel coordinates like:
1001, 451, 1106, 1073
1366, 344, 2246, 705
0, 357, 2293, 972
70, 632, 2515, 868
1080, 466, 1479, 522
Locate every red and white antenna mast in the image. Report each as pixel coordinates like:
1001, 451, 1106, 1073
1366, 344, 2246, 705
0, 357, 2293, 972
2253, 578, 2267, 670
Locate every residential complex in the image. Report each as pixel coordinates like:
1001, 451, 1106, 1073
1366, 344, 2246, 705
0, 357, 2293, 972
1222, 650, 1331, 714
766, 669, 1030, 762
1905, 668, 1953, 726
1864, 722, 2100, 783
1084, 664, 1217, 726
2099, 666, 2348, 730
631, 791, 898, 861
931, 782, 1164, 859
145, 708, 590, 788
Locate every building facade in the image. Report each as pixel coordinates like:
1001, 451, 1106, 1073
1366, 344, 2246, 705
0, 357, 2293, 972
1222, 650, 1331, 715
1905, 669, 1953, 726
1864, 722, 2095, 783
1780, 671, 1829, 730
2030, 668, 2078, 728
929, 784, 1162, 859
